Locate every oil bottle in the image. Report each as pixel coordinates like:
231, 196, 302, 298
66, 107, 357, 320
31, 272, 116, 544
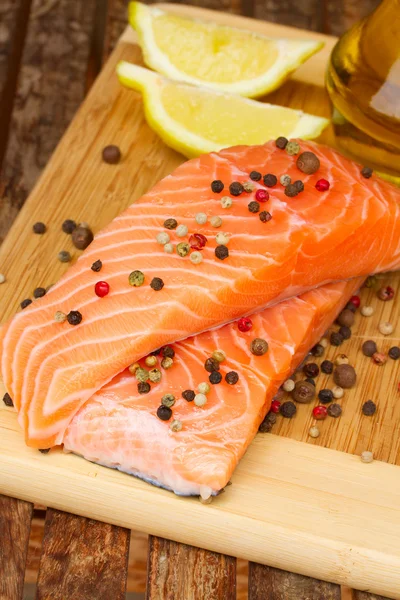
326, 0, 400, 181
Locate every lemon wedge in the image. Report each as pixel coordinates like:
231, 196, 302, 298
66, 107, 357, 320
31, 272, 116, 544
129, 2, 324, 98
117, 62, 329, 158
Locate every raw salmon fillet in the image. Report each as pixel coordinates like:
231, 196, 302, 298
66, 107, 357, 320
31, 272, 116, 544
1, 140, 399, 447
63, 278, 362, 496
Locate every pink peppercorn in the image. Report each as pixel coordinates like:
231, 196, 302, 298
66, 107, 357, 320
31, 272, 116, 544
95, 281, 110, 297
350, 295, 360, 308
238, 317, 253, 332
270, 400, 281, 413
313, 405, 327, 420
189, 233, 207, 250
315, 179, 330, 192
255, 189, 269, 203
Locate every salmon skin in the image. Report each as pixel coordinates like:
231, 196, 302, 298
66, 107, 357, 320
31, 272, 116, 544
1, 139, 399, 448
63, 278, 363, 496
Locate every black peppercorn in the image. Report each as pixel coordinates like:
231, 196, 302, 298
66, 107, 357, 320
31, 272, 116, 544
339, 325, 352, 340
150, 277, 164, 291
211, 180, 224, 193
296, 151, 320, 175
209, 371, 222, 384
280, 401, 297, 418
20, 298, 32, 309
293, 180, 304, 193
259, 413, 275, 432
102, 145, 121, 164
33, 222, 46, 234
291, 380, 315, 403
138, 382, 151, 394
284, 184, 298, 198
321, 360, 334, 374
389, 346, 400, 360
58, 250, 71, 263
164, 218, 178, 230
259, 211, 272, 223
157, 405, 172, 421
72, 226, 94, 250
362, 340, 377, 357
330, 331, 344, 346
327, 403, 342, 418
305, 377, 316, 386
250, 338, 269, 356
249, 171, 262, 181
33, 287, 46, 299
225, 371, 239, 385
333, 364, 356, 388
345, 301, 357, 313
182, 390, 195, 402
318, 389, 334, 404
311, 343, 324, 357
162, 345, 175, 359
67, 310, 82, 326
361, 166, 373, 179
263, 174, 277, 187
2, 393, 13, 407
62, 219, 77, 234
39, 448, 50, 454
275, 136, 288, 150
215, 245, 229, 260
337, 308, 355, 328
91, 260, 102, 272
362, 399, 376, 416
248, 201, 260, 213
204, 357, 220, 372
229, 182, 244, 196
303, 362, 319, 378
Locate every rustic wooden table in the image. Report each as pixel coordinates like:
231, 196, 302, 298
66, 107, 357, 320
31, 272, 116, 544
0, 1, 389, 599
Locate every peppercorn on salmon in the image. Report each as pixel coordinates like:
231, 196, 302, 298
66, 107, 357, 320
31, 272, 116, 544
1, 139, 399, 448
63, 278, 362, 496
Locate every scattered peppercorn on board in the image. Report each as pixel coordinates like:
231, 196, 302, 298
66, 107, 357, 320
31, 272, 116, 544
1, 5, 400, 597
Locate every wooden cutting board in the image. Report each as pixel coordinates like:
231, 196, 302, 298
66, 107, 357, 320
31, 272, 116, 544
1, 5, 400, 597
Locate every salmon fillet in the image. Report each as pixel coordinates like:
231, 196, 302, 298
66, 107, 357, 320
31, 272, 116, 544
1, 140, 399, 447
63, 278, 363, 496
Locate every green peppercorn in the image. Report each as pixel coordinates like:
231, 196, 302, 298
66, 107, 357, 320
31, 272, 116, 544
161, 356, 173, 370
286, 141, 300, 156
129, 270, 145, 287
149, 368, 162, 383
145, 355, 157, 367
135, 367, 149, 383
296, 151, 320, 175
250, 338, 268, 356
177, 242, 190, 257
212, 350, 226, 362
161, 393, 175, 407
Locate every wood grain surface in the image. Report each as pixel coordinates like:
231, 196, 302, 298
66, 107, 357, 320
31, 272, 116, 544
0, 495, 33, 600
35, 509, 130, 600
147, 536, 236, 600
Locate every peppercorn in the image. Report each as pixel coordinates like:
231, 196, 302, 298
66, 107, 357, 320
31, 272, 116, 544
330, 331, 344, 346
182, 389, 195, 402
33, 222, 46, 234
313, 405, 328, 420
145, 355, 157, 368
309, 426, 320, 438
266, 412, 277, 425
0, 274, 5, 284
72, 226, 93, 250
129, 270, 145, 287
258, 419, 273, 433
238, 317, 252, 332
67, 310, 82, 326
129, 363, 140, 375
315, 178, 330, 192
333, 364, 356, 388
157, 405, 172, 421
161, 393, 176, 407
150, 277, 164, 291
284, 184, 298, 198
305, 378, 316, 386
54, 311, 66, 323
364, 275, 377, 288
212, 350, 226, 363
362, 400, 376, 416
211, 180, 224, 193
250, 338, 269, 356
259, 211, 272, 223
176, 225, 188, 237
137, 382, 151, 394
209, 371, 222, 384
33, 287, 46, 299
229, 182, 244, 196
243, 182, 255, 193
58, 250, 71, 263
215, 232, 229, 245
337, 309, 355, 328
296, 151, 320, 175
102, 144, 121, 164
177, 242, 190, 257
151, 349, 162, 356
361, 306, 374, 317
303, 362, 319, 378
372, 352, 387, 365
389, 346, 400, 360
194, 393, 207, 407
280, 401, 297, 418
319, 337, 329, 349
2, 393, 13, 407
318, 389, 334, 404
205, 357, 220, 372
20, 298, 32, 309
250, 171, 262, 181
215, 245, 229, 260
360, 451, 374, 463
293, 180, 304, 193
286, 141, 300, 156
332, 386, 344, 399
311, 343, 324, 357
39, 449, 50, 454
162, 346, 175, 359
149, 368, 162, 383
225, 371, 239, 385
345, 301, 357, 313
291, 380, 315, 403
170, 419, 183, 432
91, 259, 102, 272
94, 280, 109, 297
135, 367, 149, 382
321, 360, 334, 374
210, 216, 222, 228
335, 354, 349, 366
165, 243, 176, 254
280, 174, 291, 187
328, 403, 342, 418
377, 285, 395, 301
361, 166, 373, 179
275, 136, 288, 149
195, 212, 207, 225
270, 400, 281, 413
161, 356, 173, 369
282, 379, 295, 392
263, 174, 277, 187
248, 201, 260, 213
62, 219, 77, 234
221, 196, 233, 209
338, 325, 352, 340
379, 321, 394, 336
362, 340, 377, 357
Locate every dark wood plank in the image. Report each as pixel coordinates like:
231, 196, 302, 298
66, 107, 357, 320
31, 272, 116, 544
323, 0, 380, 36
0, 0, 97, 245
254, 0, 323, 32
146, 536, 236, 600
36, 509, 130, 600
248, 563, 341, 600
354, 592, 391, 600
0, 494, 33, 600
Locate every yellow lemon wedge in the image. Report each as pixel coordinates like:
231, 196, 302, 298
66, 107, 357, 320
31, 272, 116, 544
129, 2, 324, 98
117, 62, 329, 158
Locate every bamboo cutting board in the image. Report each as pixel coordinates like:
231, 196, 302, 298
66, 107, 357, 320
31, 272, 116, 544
1, 6, 400, 597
